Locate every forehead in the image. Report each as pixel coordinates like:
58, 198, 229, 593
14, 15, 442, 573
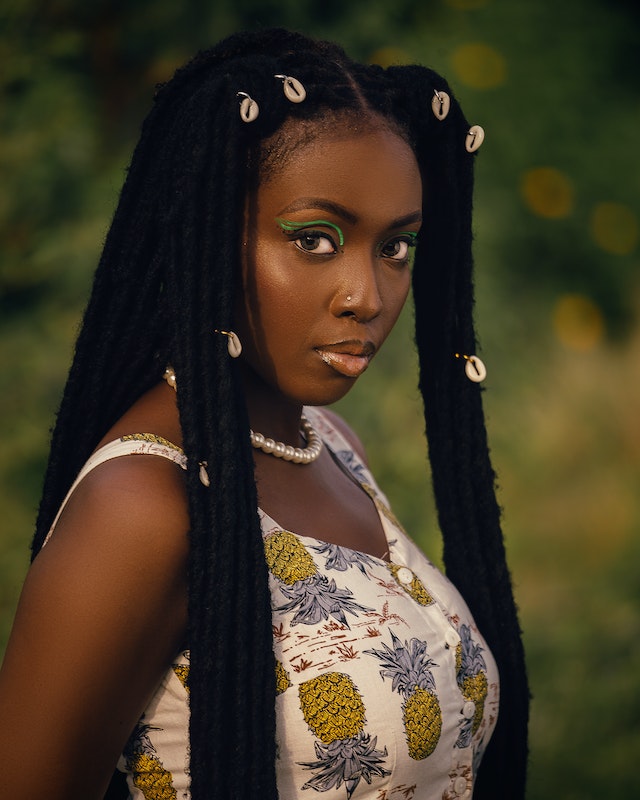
256, 127, 422, 218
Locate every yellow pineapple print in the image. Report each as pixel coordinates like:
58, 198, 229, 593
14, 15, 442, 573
387, 563, 434, 606
299, 672, 366, 743
403, 687, 443, 759
264, 530, 317, 584
455, 624, 489, 742
462, 672, 488, 733
366, 631, 442, 760
275, 659, 292, 695
124, 723, 177, 800
172, 659, 189, 694
265, 530, 372, 627
361, 483, 406, 532
297, 672, 390, 795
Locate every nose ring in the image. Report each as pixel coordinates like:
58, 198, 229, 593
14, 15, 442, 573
346, 295, 352, 301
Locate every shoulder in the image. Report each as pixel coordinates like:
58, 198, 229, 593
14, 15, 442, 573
316, 407, 369, 465
43, 447, 190, 565
0, 447, 190, 796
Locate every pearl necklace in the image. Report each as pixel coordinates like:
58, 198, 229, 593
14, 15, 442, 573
163, 366, 322, 465
250, 416, 323, 464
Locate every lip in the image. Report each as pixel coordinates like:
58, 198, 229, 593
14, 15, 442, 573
315, 340, 376, 378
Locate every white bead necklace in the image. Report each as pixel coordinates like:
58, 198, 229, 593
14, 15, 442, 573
163, 366, 323, 465
250, 416, 323, 464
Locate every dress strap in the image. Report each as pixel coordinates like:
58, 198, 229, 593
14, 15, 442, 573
303, 407, 376, 486
42, 434, 186, 548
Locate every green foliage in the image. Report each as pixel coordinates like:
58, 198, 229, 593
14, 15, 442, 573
1, 1, 639, 797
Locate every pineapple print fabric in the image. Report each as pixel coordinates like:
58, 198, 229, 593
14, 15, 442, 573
267, 408, 499, 800
51, 425, 498, 799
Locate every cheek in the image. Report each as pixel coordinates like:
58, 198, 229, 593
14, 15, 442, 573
384, 271, 412, 326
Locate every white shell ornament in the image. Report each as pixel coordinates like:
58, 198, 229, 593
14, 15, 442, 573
199, 461, 211, 487
465, 125, 485, 153
237, 92, 259, 122
275, 74, 306, 103
431, 90, 451, 120
225, 330, 242, 358
464, 355, 487, 383
213, 329, 243, 358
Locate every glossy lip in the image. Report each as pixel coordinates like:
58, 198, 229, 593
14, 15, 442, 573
314, 340, 377, 378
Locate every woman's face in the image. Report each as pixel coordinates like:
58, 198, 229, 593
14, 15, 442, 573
236, 124, 422, 409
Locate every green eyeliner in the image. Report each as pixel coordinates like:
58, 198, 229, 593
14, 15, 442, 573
276, 217, 345, 247
376, 231, 418, 253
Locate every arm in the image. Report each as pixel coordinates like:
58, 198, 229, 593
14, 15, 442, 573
0, 455, 190, 799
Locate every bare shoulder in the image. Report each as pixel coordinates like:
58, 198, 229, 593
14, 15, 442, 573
320, 407, 369, 465
0, 452, 190, 798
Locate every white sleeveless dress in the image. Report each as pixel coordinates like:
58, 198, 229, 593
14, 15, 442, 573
45, 408, 499, 800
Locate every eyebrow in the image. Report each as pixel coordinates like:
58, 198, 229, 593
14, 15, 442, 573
278, 197, 422, 230
278, 198, 358, 224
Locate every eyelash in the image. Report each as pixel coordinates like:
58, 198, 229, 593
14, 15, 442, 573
283, 228, 419, 263
377, 233, 418, 264
286, 229, 340, 256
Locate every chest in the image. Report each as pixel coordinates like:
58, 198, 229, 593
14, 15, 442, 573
253, 446, 389, 560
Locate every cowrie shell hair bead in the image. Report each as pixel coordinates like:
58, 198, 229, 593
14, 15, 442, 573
455, 353, 487, 382
237, 92, 259, 122
213, 329, 243, 358
465, 125, 485, 153
431, 90, 451, 120
274, 74, 306, 103
226, 331, 242, 358
199, 461, 211, 487
465, 356, 486, 382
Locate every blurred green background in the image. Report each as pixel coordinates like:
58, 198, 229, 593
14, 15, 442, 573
1, 0, 639, 797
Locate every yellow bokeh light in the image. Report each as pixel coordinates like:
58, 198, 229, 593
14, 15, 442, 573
450, 43, 506, 89
369, 47, 412, 68
590, 202, 638, 255
552, 294, 605, 352
520, 167, 574, 219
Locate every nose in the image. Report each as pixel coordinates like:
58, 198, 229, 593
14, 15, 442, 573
330, 257, 383, 322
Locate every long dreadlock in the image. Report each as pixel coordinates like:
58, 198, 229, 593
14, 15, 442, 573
32, 28, 529, 800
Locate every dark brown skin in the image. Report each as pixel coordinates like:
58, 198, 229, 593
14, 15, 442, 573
0, 126, 422, 797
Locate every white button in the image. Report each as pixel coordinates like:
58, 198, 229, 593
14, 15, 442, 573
454, 776, 468, 794
445, 628, 459, 647
463, 700, 476, 719
396, 567, 413, 585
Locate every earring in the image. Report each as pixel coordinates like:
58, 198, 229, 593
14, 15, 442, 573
455, 353, 487, 383
274, 74, 306, 103
214, 329, 242, 358
237, 92, 259, 122
465, 125, 485, 153
431, 89, 451, 120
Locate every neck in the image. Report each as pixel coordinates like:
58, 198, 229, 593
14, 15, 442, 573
240, 365, 304, 445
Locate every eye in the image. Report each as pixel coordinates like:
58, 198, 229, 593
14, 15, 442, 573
292, 231, 338, 255
379, 233, 418, 263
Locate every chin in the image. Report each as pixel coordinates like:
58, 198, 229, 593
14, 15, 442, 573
286, 377, 358, 408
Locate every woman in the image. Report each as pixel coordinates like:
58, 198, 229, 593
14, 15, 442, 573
0, 29, 528, 799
